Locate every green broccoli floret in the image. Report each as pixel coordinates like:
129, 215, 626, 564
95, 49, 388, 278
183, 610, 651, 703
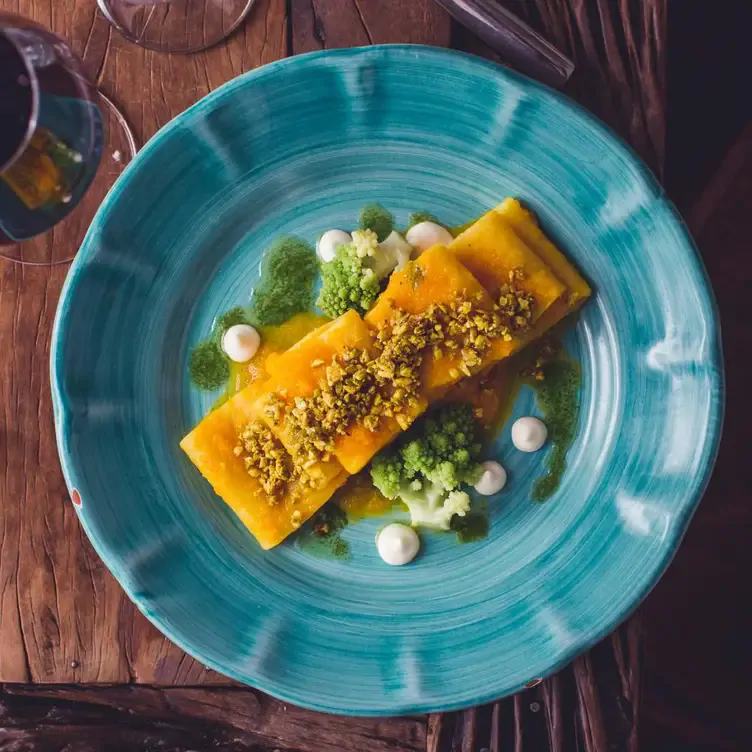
369, 403, 481, 530
316, 230, 383, 317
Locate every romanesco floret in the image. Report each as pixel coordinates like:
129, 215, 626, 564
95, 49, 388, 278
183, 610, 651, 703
401, 402, 481, 490
370, 403, 481, 530
317, 228, 414, 317
317, 233, 382, 317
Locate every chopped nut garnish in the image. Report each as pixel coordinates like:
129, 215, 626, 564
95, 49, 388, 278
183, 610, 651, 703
235, 421, 294, 502
496, 270, 535, 331
246, 284, 535, 486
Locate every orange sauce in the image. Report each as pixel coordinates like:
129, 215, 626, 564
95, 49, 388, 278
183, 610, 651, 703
442, 360, 523, 443
337, 474, 396, 521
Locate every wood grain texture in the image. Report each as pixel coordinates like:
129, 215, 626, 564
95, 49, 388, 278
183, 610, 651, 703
290, 0, 451, 53
425, 622, 641, 751
0, 684, 426, 751
0, 0, 287, 685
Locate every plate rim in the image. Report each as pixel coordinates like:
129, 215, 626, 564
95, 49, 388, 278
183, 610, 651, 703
50, 44, 725, 715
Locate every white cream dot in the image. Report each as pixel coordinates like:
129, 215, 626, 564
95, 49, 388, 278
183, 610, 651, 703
511, 417, 548, 452
474, 461, 507, 495
222, 324, 260, 363
317, 229, 351, 262
377, 523, 420, 566
405, 221, 454, 254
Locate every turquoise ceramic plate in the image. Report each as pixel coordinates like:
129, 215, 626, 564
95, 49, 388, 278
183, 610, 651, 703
51, 46, 723, 715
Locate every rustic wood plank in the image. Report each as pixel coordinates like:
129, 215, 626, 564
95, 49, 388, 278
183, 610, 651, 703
426, 713, 445, 752
0, 684, 427, 752
0, 0, 287, 684
290, 0, 451, 53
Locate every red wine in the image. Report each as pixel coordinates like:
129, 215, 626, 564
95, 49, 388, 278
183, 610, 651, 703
0, 32, 34, 173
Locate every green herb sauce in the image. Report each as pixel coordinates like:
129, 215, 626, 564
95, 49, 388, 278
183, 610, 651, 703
530, 358, 582, 501
451, 512, 489, 543
359, 203, 393, 242
189, 341, 229, 391
296, 503, 350, 560
249, 237, 318, 327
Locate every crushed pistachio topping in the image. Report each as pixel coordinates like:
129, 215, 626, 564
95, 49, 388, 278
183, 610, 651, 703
235, 421, 294, 502
247, 270, 535, 483
497, 270, 535, 331
277, 347, 378, 463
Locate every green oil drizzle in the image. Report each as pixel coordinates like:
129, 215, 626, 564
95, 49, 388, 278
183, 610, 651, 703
189, 341, 229, 391
296, 503, 350, 560
359, 203, 393, 241
530, 358, 582, 502
249, 237, 318, 327
450, 512, 489, 543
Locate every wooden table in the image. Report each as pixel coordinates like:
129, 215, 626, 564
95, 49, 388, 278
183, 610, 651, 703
3, 1, 748, 750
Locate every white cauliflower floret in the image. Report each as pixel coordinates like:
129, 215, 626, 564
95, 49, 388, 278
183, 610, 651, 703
401, 486, 471, 531
366, 230, 414, 279
351, 229, 379, 258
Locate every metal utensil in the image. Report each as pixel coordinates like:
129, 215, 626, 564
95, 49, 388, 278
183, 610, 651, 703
434, 0, 574, 87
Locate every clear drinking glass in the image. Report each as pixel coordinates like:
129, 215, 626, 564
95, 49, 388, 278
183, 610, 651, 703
0, 12, 136, 265
97, 0, 257, 54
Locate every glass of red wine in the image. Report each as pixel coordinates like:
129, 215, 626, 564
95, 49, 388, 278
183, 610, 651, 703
0, 12, 136, 265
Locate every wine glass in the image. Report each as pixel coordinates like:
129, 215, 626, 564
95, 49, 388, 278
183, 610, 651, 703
97, 0, 256, 54
0, 12, 137, 265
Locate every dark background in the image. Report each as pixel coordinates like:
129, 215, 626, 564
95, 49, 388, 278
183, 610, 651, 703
642, 3, 752, 750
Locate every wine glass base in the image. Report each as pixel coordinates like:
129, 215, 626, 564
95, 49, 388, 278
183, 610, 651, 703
0, 93, 138, 266
97, 0, 256, 54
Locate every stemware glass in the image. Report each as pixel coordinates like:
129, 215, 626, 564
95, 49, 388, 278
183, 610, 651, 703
97, 0, 256, 54
0, 12, 136, 265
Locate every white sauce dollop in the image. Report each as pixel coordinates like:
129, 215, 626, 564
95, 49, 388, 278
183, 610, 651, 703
474, 461, 507, 495
317, 229, 351, 263
222, 324, 261, 363
405, 221, 454, 255
377, 230, 413, 272
377, 523, 420, 566
511, 417, 548, 452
